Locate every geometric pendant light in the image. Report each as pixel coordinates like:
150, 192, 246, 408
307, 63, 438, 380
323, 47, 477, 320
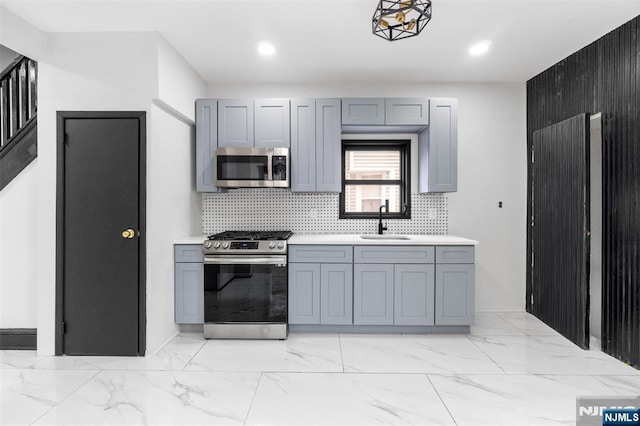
372, 0, 432, 41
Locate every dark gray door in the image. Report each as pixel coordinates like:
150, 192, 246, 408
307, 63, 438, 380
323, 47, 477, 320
56, 112, 146, 356
531, 113, 590, 349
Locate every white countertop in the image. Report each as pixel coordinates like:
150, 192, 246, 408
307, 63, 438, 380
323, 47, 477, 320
288, 234, 479, 246
174, 236, 206, 245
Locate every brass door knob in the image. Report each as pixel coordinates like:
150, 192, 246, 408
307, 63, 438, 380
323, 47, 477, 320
122, 229, 135, 239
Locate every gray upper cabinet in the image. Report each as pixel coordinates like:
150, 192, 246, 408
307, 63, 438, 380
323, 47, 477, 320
341, 97, 429, 127
394, 264, 435, 326
217, 99, 254, 148
290, 99, 316, 192
385, 98, 429, 126
353, 263, 394, 325
419, 98, 458, 193
290, 98, 341, 192
195, 99, 219, 192
341, 98, 385, 125
254, 99, 290, 148
316, 99, 342, 192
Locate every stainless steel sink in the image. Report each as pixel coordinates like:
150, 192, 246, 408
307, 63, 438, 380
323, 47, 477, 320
359, 235, 411, 240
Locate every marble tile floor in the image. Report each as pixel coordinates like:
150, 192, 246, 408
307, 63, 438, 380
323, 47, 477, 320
1, 312, 639, 426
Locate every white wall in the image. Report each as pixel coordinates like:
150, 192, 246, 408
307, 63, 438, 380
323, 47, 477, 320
0, 161, 38, 328
208, 82, 527, 311
0, 6, 47, 60
156, 38, 206, 122
0, 44, 20, 71
0, 7, 46, 332
146, 104, 201, 353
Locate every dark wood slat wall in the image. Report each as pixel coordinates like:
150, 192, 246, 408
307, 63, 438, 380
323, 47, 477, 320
531, 114, 589, 348
527, 16, 640, 368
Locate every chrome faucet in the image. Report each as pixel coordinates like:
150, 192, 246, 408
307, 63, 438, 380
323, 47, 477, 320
378, 199, 389, 235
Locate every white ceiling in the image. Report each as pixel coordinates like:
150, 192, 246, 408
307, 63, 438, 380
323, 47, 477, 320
1, 0, 640, 84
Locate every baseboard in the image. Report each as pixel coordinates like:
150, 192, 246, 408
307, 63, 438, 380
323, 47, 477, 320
0, 328, 37, 350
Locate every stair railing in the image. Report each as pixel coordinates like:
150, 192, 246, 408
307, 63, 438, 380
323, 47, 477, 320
0, 55, 37, 151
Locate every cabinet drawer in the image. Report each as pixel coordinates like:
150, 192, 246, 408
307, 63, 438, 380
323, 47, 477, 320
175, 244, 204, 263
435, 246, 475, 264
354, 246, 434, 264
289, 245, 353, 263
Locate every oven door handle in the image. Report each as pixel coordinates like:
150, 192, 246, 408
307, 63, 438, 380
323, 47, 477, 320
204, 256, 287, 266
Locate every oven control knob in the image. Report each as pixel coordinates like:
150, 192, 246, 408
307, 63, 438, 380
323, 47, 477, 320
222, 242, 229, 249
205, 241, 213, 249
268, 242, 276, 249
213, 242, 221, 249
277, 242, 285, 249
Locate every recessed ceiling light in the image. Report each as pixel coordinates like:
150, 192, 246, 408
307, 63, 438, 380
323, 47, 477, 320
257, 41, 276, 56
469, 40, 491, 56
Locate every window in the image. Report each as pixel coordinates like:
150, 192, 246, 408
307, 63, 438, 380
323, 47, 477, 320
340, 140, 410, 219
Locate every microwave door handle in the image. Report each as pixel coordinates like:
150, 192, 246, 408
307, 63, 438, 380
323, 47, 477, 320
267, 154, 273, 182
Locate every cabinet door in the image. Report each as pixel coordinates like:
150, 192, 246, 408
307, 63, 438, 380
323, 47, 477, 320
320, 263, 353, 325
255, 99, 290, 148
341, 98, 385, 125
218, 99, 254, 148
316, 98, 342, 192
353, 264, 394, 325
175, 263, 204, 324
195, 99, 219, 192
385, 98, 429, 126
288, 263, 321, 324
435, 264, 475, 325
394, 264, 434, 326
290, 99, 316, 192
419, 98, 458, 193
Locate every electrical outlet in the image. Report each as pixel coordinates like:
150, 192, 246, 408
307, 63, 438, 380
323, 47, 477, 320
428, 208, 437, 220
309, 208, 319, 219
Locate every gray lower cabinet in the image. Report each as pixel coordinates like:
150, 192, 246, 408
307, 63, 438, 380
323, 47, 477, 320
288, 261, 353, 325
435, 246, 475, 325
354, 262, 435, 326
174, 244, 204, 324
320, 263, 353, 325
353, 264, 394, 325
288, 263, 321, 324
288, 244, 474, 329
394, 264, 435, 326
419, 98, 458, 193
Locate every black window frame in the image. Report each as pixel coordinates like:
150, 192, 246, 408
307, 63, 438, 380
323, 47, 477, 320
340, 140, 411, 219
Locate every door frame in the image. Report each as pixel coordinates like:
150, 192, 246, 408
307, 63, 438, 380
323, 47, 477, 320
55, 111, 146, 356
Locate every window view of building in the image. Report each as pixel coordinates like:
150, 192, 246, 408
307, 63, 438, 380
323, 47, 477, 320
341, 141, 409, 218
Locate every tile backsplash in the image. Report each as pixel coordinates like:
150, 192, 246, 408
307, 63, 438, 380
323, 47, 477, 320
202, 190, 447, 236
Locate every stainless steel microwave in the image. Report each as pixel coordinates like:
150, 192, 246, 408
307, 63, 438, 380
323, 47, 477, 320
214, 147, 289, 188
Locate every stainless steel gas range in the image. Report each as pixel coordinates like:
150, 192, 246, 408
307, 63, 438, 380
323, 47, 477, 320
202, 231, 292, 340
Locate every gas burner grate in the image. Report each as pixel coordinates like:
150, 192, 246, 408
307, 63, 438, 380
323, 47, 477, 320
207, 231, 293, 241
